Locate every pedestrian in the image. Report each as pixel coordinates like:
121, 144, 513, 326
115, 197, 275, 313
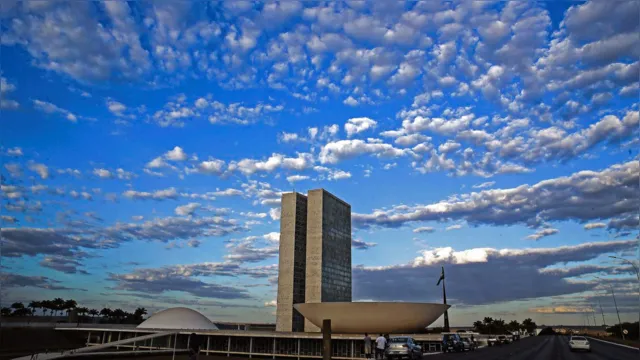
364, 333, 372, 360
375, 333, 387, 360
188, 333, 202, 360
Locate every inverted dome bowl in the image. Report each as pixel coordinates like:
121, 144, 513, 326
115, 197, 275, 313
294, 302, 450, 333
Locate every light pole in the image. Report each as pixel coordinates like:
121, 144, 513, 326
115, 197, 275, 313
598, 301, 606, 326
608, 256, 640, 280
593, 276, 625, 340
608, 255, 639, 340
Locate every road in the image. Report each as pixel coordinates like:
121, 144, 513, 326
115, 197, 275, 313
423, 335, 639, 360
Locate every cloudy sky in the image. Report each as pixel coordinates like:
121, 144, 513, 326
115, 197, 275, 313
1, 1, 638, 326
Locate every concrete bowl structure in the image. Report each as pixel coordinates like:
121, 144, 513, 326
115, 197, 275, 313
137, 307, 218, 330
294, 302, 450, 333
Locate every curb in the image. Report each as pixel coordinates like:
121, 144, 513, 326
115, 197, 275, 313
586, 336, 640, 350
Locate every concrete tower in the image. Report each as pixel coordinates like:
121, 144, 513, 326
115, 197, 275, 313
275, 192, 308, 332
304, 189, 352, 332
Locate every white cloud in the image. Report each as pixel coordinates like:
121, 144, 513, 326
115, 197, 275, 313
107, 100, 126, 115
445, 224, 463, 231
280, 132, 301, 143
320, 139, 407, 164
32, 100, 78, 122
287, 175, 309, 183
93, 168, 113, 179
584, 223, 606, 230
231, 153, 313, 175
345, 117, 377, 137
28, 162, 49, 179
269, 208, 281, 221
354, 161, 638, 231
473, 181, 496, 189
526, 228, 559, 241
413, 227, 435, 234
175, 202, 201, 216
6, 147, 23, 156
165, 146, 188, 161
343, 96, 359, 106
124, 187, 179, 200
327, 170, 351, 181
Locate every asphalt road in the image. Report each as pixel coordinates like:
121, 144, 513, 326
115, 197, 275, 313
423, 335, 639, 360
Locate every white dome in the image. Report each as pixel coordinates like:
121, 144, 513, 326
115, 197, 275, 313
137, 307, 218, 330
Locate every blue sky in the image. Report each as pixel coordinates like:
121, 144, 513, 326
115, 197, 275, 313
1, 0, 638, 326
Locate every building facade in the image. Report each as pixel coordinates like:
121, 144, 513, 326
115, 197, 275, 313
276, 192, 308, 332
276, 189, 352, 333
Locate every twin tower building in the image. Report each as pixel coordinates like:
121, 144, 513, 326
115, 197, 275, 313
276, 189, 352, 332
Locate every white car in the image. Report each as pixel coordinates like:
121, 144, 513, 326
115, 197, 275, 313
569, 336, 591, 352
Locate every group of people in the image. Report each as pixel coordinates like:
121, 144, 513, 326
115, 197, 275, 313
363, 333, 390, 360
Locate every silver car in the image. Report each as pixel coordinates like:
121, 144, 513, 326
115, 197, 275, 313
569, 336, 591, 352
386, 337, 422, 360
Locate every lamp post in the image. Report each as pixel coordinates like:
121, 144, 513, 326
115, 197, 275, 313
593, 276, 625, 340
608, 256, 640, 280
608, 256, 639, 340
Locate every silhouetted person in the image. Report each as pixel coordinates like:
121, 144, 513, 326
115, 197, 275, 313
189, 333, 202, 360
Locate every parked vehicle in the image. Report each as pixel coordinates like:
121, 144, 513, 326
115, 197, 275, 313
441, 333, 464, 353
568, 336, 591, 352
497, 335, 511, 344
385, 337, 422, 360
487, 336, 499, 347
460, 337, 476, 351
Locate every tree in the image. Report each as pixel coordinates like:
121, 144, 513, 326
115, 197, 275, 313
52, 298, 65, 316
77, 307, 89, 317
41, 300, 53, 316
28, 301, 41, 316
507, 320, 520, 333
522, 318, 537, 335
10, 302, 25, 310
112, 309, 126, 323
100, 308, 112, 318
88, 309, 99, 318
133, 307, 147, 321
13, 308, 32, 317
1, 307, 12, 317
63, 299, 78, 315
473, 320, 484, 333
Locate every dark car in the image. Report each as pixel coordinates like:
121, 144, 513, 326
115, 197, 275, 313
497, 335, 511, 344
386, 337, 422, 360
441, 333, 464, 353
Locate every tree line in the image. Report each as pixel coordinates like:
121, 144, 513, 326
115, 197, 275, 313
1, 299, 148, 324
472, 317, 538, 335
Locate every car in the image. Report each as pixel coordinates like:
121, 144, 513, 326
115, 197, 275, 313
487, 335, 499, 347
460, 337, 476, 351
441, 333, 464, 353
385, 337, 422, 360
497, 335, 510, 344
569, 336, 591, 352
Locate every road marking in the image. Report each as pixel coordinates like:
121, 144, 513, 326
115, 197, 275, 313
586, 336, 640, 350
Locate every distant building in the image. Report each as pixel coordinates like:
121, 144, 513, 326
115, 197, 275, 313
276, 189, 352, 332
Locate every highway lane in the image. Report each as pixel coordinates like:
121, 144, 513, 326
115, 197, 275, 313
423, 335, 639, 360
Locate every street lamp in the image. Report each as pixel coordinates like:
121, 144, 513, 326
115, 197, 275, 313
608, 256, 640, 280
608, 256, 640, 340
592, 275, 625, 340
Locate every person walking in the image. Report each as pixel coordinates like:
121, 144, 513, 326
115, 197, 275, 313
375, 333, 387, 360
364, 333, 372, 360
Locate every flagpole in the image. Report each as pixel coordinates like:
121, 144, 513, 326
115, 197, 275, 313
441, 266, 450, 332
